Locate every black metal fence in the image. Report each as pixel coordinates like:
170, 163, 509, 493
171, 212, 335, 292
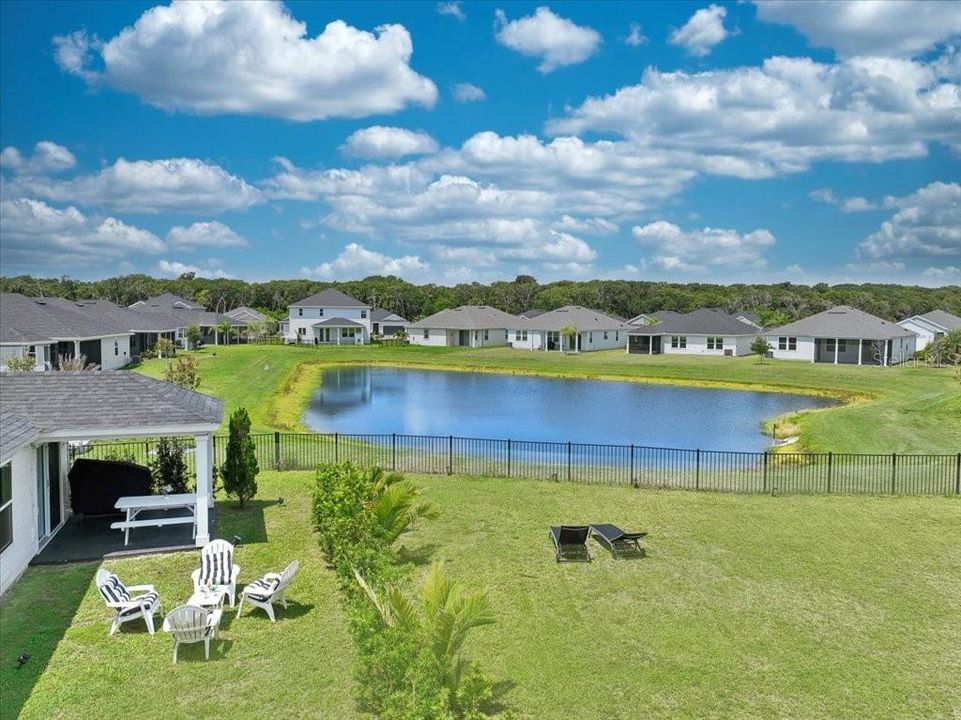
69, 432, 961, 497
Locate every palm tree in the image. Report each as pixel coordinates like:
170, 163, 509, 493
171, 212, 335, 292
355, 562, 495, 706
365, 467, 438, 544
560, 324, 578, 352
217, 319, 233, 346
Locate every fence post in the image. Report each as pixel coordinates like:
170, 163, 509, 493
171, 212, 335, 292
827, 452, 833, 494
274, 431, 281, 469
891, 452, 897, 494
763, 451, 768, 493
567, 442, 572, 483
391, 433, 396, 471
448, 435, 453, 476
630, 443, 635, 487
695, 449, 701, 490
956, 453, 960, 495
507, 439, 512, 478
335, 433, 339, 463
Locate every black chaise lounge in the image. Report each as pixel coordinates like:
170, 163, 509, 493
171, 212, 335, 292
549, 525, 592, 562
590, 524, 647, 557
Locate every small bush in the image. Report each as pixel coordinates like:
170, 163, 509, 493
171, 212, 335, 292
5, 355, 36, 371
156, 337, 176, 358
164, 355, 201, 390
221, 407, 259, 508
149, 438, 191, 494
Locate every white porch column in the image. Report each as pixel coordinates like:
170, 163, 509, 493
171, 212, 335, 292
882, 340, 889, 366
648, 336, 653, 355
833, 338, 839, 364
73, 340, 80, 357
34, 344, 47, 371
858, 338, 863, 365
194, 433, 213, 546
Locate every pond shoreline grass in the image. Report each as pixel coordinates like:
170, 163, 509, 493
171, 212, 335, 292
134, 344, 959, 455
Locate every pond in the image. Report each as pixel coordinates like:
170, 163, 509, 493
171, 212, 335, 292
303, 367, 834, 452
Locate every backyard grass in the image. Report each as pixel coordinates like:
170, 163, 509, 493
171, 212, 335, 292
4, 471, 959, 719
403, 474, 961, 720
135, 343, 961, 454
0, 472, 355, 720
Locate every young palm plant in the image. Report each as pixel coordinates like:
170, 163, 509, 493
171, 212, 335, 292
355, 562, 495, 711
365, 467, 438, 545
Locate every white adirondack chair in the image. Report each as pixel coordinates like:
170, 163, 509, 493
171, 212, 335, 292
237, 560, 299, 622
95, 568, 163, 636
190, 539, 240, 607
162, 605, 222, 663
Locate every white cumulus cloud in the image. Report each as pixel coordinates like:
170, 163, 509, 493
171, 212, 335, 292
669, 5, 729, 57
858, 181, 961, 260
301, 242, 428, 280
632, 220, 776, 272
625, 22, 647, 47
452, 82, 486, 103
167, 221, 248, 248
53, 0, 437, 121
4, 155, 263, 214
0, 141, 76, 175
437, 2, 466, 21
341, 126, 439, 159
156, 259, 231, 279
754, 0, 961, 58
840, 197, 877, 213
494, 6, 601, 73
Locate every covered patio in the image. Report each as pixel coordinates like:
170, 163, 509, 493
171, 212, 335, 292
0, 372, 223, 588
310, 317, 367, 345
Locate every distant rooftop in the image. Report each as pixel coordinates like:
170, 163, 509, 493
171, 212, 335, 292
409, 305, 520, 330
290, 288, 368, 308
768, 306, 915, 339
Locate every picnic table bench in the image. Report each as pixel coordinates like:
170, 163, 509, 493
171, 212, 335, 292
111, 493, 198, 546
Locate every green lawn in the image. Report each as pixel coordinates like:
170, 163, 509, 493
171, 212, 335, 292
135, 343, 960, 453
404, 475, 961, 719
5, 471, 959, 719
0, 472, 355, 720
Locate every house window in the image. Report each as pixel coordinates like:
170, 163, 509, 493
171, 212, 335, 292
297, 327, 306, 336
484, 330, 489, 340
615, 331, 619, 341
361, 310, 367, 318
297, 308, 303, 317
826, 338, 847, 352
0, 462, 12, 553
707, 337, 724, 350
423, 329, 430, 339
671, 336, 687, 349
603, 331, 608, 340
319, 308, 324, 316
778, 336, 797, 351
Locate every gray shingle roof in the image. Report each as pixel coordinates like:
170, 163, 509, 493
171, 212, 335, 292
130, 293, 204, 310
409, 305, 520, 330
519, 309, 546, 319
291, 289, 368, 308
767, 306, 915, 339
514, 306, 631, 332
371, 308, 409, 323
0, 373, 223, 436
918, 309, 961, 331
311, 318, 364, 328
629, 309, 761, 336
627, 310, 681, 326
225, 306, 267, 323
1, 293, 133, 343
0, 410, 42, 464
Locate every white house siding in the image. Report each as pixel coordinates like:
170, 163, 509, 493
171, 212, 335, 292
507, 329, 542, 351
0, 447, 39, 596
99, 335, 131, 370
898, 318, 938, 351
578, 330, 626, 352
661, 335, 754, 357
766, 336, 817, 362
1, 344, 51, 371
408, 329, 452, 346
409, 328, 508, 347
286, 306, 371, 343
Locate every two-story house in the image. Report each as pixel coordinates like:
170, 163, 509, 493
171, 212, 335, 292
283, 288, 371, 345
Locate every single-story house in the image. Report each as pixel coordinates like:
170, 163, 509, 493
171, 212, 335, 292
508, 305, 631, 352
284, 288, 371, 345
898, 310, 961, 352
1, 293, 134, 371
371, 308, 410, 337
224, 306, 267, 324
408, 306, 519, 347
129, 293, 204, 310
765, 306, 917, 365
627, 309, 761, 356
0, 372, 223, 595
128, 297, 245, 346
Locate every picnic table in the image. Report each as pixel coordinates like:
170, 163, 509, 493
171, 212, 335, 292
111, 493, 198, 546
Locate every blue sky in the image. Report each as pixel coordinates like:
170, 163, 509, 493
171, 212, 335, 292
1, 0, 959, 285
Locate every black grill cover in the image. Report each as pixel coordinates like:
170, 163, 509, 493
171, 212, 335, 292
68, 458, 153, 516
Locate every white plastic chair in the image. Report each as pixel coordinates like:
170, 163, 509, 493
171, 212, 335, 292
96, 568, 163, 636
162, 605, 222, 663
190, 539, 240, 607
237, 561, 299, 622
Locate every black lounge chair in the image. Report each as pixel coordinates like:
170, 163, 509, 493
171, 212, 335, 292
549, 525, 591, 562
590, 524, 647, 557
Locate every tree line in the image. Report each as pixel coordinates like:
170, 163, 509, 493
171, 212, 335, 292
2, 272, 959, 325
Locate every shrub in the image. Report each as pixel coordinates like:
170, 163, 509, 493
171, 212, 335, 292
185, 324, 202, 350
164, 355, 201, 390
149, 438, 191, 494
102, 448, 137, 464
221, 407, 259, 508
751, 336, 771, 363
5, 355, 36, 371
156, 337, 176, 358
140, 347, 158, 360
57, 353, 98, 371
